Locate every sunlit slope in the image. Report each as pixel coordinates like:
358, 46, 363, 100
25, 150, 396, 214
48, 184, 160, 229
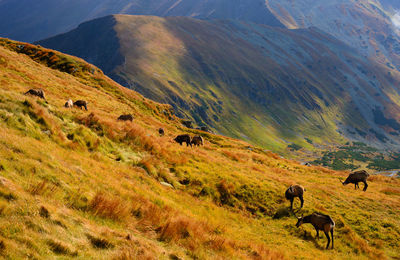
0, 39, 399, 259
38, 15, 400, 153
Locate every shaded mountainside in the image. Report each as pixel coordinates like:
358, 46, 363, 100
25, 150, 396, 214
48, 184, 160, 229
0, 37, 400, 259
266, 0, 400, 70
2, 0, 400, 74
37, 15, 400, 153
0, 0, 283, 43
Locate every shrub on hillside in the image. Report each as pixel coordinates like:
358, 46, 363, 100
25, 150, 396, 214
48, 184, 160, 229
78, 113, 104, 136
124, 124, 162, 154
288, 143, 302, 151
216, 180, 236, 206
137, 156, 158, 177
88, 193, 130, 221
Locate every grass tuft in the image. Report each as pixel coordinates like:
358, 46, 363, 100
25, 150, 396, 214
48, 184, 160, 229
86, 234, 114, 249
47, 239, 77, 256
88, 192, 130, 221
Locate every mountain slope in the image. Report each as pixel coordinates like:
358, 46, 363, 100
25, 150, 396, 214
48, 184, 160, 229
0, 0, 283, 43
266, 0, 400, 70
1, 0, 400, 72
1, 37, 399, 259
37, 15, 400, 153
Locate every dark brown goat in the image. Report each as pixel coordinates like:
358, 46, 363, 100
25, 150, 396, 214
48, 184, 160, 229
191, 135, 204, 146
117, 114, 134, 122
340, 170, 369, 191
295, 212, 335, 249
73, 100, 88, 111
285, 184, 305, 210
24, 89, 46, 100
174, 134, 191, 147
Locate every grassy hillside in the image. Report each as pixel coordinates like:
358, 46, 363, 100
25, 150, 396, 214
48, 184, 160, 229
0, 38, 399, 259
37, 15, 400, 155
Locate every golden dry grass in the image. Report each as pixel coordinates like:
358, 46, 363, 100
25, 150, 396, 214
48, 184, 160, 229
0, 38, 398, 259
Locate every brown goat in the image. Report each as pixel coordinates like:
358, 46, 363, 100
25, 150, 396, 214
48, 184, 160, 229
24, 89, 46, 100
73, 100, 88, 111
340, 170, 369, 191
191, 135, 204, 146
117, 114, 134, 122
174, 134, 191, 147
285, 185, 305, 210
296, 212, 335, 249
158, 128, 165, 136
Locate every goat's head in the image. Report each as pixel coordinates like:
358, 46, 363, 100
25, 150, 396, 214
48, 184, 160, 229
339, 178, 346, 185
295, 214, 304, 227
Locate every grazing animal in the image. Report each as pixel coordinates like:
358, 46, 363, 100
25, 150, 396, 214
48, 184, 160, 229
191, 135, 204, 146
73, 100, 88, 110
285, 184, 305, 210
117, 114, 134, 122
64, 99, 73, 108
174, 134, 192, 147
340, 170, 370, 191
295, 212, 335, 249
159, 128, 165, 136
24, 89, 46, 100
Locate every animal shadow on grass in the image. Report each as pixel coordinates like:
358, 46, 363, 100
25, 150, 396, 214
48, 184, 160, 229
273, 206, 303, 219
302, 230, 324, 250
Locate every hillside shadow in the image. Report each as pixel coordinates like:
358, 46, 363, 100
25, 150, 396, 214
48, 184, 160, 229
299, 230, 325, 250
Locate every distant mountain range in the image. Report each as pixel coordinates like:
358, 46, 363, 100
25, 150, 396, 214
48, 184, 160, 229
2, 0, 400, 73
0, 0, 283, 43
1, 0, 399, 69
37, 15, 400, 152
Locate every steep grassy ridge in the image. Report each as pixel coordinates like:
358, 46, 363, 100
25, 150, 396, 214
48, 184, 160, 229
38, 15, 400, 153
0, 39, 399, 259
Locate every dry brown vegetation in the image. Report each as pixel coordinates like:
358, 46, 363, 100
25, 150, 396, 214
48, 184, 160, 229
88, 193, 130, 221
0, 38, 398, 259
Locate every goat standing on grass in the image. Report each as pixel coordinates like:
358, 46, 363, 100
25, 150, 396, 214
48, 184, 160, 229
340, 170, 369, 191
117, 114, 134, 122
64, 99, 73, 108
174, 134, 192, 147
73, 100, 88, 111
25, 89, 46, 100
191, 135, 204, 146
295, 212, 335, 249
285, 185, 305, 210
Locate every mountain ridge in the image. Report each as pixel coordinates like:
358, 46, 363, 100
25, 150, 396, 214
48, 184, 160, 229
37, 14, 400, 153
0, 0, 283, 43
